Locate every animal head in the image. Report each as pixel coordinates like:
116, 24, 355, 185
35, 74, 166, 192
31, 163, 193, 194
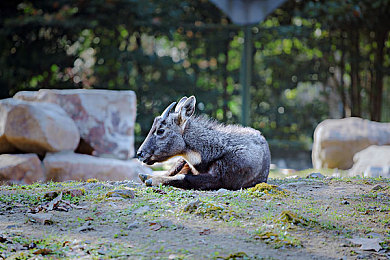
137, 96, 196, 165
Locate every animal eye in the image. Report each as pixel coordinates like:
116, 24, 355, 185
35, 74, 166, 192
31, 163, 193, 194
156, 129, 165, 135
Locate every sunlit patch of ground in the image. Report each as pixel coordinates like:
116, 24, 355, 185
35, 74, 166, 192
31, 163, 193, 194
0, 175, 389, 259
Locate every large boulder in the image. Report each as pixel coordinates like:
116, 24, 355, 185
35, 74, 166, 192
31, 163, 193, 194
0, 99, 18, 153
349, 145, 390, 177
1, 99, 80, 154
14, 89, 136, 159
0, 154, 44, 184
312, 117, 390, 169
0, 99, 79, 154
43, 152, 151, 182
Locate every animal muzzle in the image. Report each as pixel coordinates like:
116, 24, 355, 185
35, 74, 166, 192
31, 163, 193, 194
136, 150, 155, 165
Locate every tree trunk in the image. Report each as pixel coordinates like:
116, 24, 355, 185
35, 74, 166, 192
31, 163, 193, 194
370, 29, 387, 122
349, 29, 361, 117
339, 36, 347, 117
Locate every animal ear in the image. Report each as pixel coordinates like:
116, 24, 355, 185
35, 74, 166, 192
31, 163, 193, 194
177, 96, 196, 126
175, 96, 188, 113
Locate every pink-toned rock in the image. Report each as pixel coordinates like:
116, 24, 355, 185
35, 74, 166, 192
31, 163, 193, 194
312, 117, 390, 169
14, 89, 136, 159
43, 152, 151, 182
2, 99, 79, 154
0, 154, 44, 184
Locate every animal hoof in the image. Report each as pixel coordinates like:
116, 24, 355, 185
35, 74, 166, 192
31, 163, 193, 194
138, 173, 149, 182
145, 179, 153, 186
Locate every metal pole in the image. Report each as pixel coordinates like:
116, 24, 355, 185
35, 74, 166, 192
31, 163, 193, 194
240, 25, 252, 126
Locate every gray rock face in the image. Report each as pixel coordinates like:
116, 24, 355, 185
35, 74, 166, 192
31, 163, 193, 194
14, 89, 136, 159
312, 117, 390, 169
0, 154, 44, 184
349, 145, 390, 177
43, 152, 151, 182
0, 99, 79, 154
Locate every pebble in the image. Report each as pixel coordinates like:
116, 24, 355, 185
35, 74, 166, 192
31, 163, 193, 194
216, 188, 229, 194
105, 189, 135, 199
306, 172, 325, 179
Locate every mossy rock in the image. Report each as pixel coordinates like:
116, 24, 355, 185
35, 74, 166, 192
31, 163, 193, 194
276, 210, 308, 226
248, 183, 286, 196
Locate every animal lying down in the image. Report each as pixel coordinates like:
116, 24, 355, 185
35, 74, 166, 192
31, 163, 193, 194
137, 96, 271, 190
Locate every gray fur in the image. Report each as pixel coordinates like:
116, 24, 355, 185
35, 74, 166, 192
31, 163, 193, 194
137, 96, 271, 190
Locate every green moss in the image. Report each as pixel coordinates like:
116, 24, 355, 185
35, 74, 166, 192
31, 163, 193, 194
276, 210, 308, 226
183, 199, 239, 221
247, 183, 287, 197
254, 228, 302, 248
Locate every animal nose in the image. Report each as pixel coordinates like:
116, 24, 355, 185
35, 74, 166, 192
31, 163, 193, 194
136, 150, 144, 159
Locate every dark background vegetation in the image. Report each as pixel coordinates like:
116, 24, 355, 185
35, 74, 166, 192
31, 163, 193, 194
1, 0, 389, 165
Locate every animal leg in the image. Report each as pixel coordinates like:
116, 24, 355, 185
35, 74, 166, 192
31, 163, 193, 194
139, 158, 188, 183
166, 158, 187, 176
145, 173, 222, 190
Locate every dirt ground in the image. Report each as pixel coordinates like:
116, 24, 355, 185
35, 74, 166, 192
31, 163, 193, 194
0, 175, 389, 259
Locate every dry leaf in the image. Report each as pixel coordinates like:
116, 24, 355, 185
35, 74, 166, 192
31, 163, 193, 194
33, 248, 52, 255
149, 222, 162, 231
199, 229, 211, 235
47, 192, 62, 211
29, 191, 84, 214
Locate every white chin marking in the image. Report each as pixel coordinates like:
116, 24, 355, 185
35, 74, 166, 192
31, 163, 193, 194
183, 151, 202, 166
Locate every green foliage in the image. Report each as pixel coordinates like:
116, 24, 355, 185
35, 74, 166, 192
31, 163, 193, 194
0, 0, 389, 150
